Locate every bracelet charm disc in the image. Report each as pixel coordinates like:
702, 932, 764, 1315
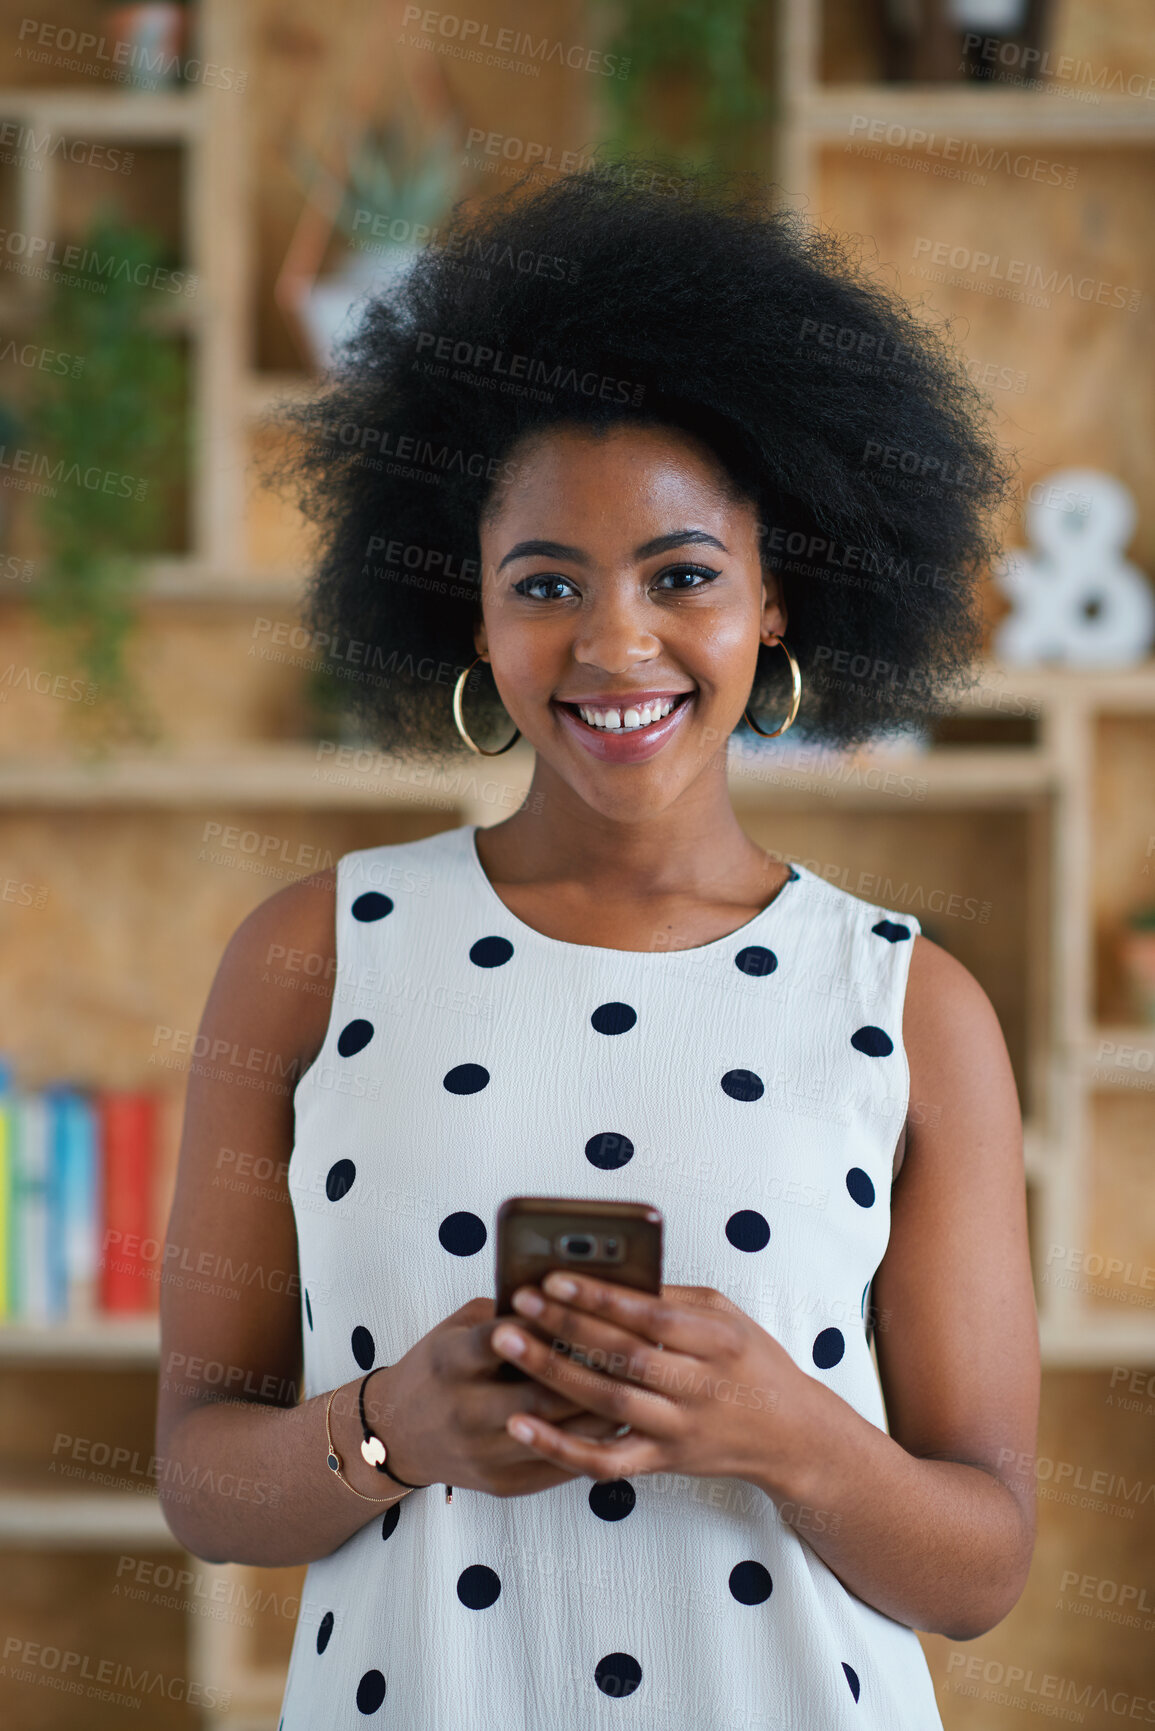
361, 1435, 387, 1468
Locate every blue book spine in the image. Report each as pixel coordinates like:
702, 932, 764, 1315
46, 1085, 100, 1321
0, 1057, 12, 1318
14, 1090, 50, 1323
67, 1092, 99, 1319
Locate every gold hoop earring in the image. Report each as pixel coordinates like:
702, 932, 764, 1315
452, 655, 521, 756
743, 636, 802, 738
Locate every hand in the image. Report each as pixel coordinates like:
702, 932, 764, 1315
368, 1297, 631, 1499
488, 1276, 805, 1486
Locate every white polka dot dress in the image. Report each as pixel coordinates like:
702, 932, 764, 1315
278, 822, 945, 1730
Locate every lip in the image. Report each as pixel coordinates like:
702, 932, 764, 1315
551, 691, 695, 763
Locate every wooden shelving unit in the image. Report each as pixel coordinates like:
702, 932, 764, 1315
0, 0, 1152, 1725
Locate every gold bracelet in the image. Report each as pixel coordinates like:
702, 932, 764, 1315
325, 1385, 409, 1503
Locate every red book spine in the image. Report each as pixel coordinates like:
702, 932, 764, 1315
97, 1091, 157, 1313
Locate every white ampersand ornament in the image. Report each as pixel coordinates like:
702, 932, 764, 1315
993, 468, 1155, 668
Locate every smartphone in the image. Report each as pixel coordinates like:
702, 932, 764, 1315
492, 1196, 663, 1382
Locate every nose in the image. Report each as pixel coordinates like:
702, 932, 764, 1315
568, 585, 663, 678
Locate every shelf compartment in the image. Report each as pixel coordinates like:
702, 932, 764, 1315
1092, 714, 1155, 1025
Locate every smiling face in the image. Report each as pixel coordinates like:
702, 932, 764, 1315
474, 420, 787, 825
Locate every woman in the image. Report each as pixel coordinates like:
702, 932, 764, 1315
157, 161, 1039, 1729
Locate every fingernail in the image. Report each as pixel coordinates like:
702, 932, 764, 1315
544, 1273, 577, 1298
509, 1418, 533, 1441
495, 1328, 525, 1355
512, 1288, 544, 1316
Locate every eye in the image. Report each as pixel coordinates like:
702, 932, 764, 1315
513, 575, 578, 601
655, 563, 721, 590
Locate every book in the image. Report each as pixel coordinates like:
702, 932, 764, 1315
46, 1086, 100, 1320
11, 1089, 50, 1323
0, 1060, 11, 1318
97, 1090, 157, 1314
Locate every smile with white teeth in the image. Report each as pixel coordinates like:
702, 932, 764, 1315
573, 696, 683, 732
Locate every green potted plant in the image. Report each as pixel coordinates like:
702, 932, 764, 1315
0, 397, 23, 550
22, 208, 189, 748
587, 0, 775, 176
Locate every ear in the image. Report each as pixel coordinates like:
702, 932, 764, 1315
760, 568, 788, 643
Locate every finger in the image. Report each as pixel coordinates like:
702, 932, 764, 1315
556, 1410, 630, 1439
491, 1323, 684, 1438
512, 1382, 606, 1425
507, 1289, 656, 1372
449, 1310, 527, 1377
537, 1272, 736, 1359
502, 1288, 705, 1412
505, 1411, 659, 1482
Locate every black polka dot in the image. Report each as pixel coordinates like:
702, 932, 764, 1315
381, 1503, 400, 1541
439, 1212, 487, 1256
470, 935, 513, 967
316, 1610, 334, 1654
305, 1290, 313, 1331
729, 1560, 773, 1605
443, 1063, 489, 1094
851, 1025, 893, 1058
457, 1564, 501, 1609
813, 1328, 845, 1369
355, 1670, 387, 1714
861, 1281, 869, 1319
595, 1653, 642, 1698
843, 1661, 861, 1702
325, 1159, 356, 1202
586, 1132, 634, 1171
352, 892, 393, 922
871, 919, 910, 943
846, 1168, 875, 1208
351, 1326, 375, 1371
735, 945, 777, 977
786, 865, 800, 881
591, 1001, 637, 1035
721, 1068, 764, 1102
726, 1210, 771, 1253
337, 1019, 374, 1057
589, 1479, 635, 1521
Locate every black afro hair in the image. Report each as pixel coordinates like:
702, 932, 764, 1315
266, 155, 1013, 759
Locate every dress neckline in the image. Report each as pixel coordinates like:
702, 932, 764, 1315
464, 823, 804, 959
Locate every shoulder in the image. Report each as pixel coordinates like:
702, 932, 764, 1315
208, 868, 338, 1072
903, 931, 1007, 1080
896, 931, 1020, 1184
222, 866, 337, 973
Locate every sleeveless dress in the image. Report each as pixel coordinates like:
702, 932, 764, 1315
278, 821, 945, 1731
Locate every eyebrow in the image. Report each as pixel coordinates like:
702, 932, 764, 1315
497, 528, 730, 571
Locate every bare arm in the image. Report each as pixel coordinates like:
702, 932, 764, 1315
751, 934, 1040, 1638
155, 871, 415, 1565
